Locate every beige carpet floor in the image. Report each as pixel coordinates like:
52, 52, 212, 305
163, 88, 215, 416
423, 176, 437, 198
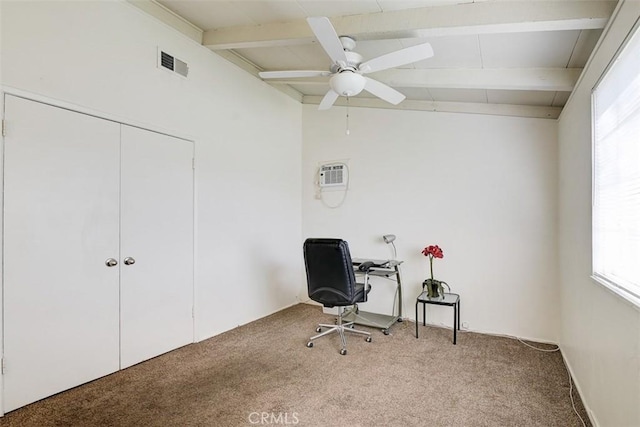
0, 303, 589, 427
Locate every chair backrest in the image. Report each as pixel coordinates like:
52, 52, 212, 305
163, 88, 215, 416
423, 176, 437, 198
303, 238, 360, 307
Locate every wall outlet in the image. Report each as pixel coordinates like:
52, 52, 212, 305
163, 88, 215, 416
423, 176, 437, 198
461, 322, 469, 330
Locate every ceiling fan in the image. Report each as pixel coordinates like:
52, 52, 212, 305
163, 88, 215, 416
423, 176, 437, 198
258, 17, 434, 110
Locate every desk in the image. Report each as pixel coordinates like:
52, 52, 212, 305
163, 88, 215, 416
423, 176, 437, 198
346, 258, 403, 335
415, 292, 460, 344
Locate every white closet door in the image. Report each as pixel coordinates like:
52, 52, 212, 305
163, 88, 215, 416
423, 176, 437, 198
119, 125, 194, 368
3, 96, 121, 412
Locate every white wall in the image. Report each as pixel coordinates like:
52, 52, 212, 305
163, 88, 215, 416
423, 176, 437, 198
0, 0, 302, 344
7, 1, 638, 423
302, 105, 558, 341
557, 1, 640, 425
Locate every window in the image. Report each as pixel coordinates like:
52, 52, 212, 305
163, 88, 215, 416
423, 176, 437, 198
592, 21, 640, 304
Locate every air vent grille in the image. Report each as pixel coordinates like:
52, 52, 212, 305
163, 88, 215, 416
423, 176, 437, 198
161, 51, 174, 71
174, 58, 189, 77
159, 49, 189, 78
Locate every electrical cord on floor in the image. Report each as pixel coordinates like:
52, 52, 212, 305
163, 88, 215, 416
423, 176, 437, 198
516, 337, 560, 352
515, 337, 586, 427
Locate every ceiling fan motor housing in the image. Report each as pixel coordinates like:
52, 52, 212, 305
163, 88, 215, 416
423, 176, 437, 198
345, 51, 363, 67
330, 43, 365, 96
330, 50, 363, 73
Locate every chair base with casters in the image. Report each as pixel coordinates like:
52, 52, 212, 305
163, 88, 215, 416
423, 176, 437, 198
306, 305, 372, 355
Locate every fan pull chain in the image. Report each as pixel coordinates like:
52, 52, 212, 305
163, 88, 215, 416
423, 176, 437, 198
346, 97, 350, 135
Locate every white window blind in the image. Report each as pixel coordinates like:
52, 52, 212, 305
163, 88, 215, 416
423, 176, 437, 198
592, 22, 640, 302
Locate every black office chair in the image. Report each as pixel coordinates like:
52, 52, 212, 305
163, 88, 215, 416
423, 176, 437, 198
303, 238, 373, 355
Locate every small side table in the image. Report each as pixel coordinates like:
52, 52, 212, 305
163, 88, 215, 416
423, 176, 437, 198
415, 292, 460, 344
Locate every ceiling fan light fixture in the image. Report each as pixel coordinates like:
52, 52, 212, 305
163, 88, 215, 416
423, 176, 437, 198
330, 71, 365, 97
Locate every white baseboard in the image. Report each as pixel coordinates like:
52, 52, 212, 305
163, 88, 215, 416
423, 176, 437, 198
560, 347, 598, 427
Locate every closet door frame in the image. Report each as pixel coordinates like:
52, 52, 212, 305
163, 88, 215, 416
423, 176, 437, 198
0, 90, 6, 417
0, 87, 197, 415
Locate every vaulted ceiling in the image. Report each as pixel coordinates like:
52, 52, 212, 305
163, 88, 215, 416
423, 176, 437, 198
131, 0, 617, 119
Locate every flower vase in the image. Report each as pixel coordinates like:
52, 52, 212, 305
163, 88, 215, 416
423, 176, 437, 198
423, 279, 442, 298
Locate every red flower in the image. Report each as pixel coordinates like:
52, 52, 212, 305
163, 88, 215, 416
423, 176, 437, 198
422, 245, 444, 258
422, 244, 444, 280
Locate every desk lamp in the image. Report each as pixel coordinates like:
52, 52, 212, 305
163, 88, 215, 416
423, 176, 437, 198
383, 234, 397, 260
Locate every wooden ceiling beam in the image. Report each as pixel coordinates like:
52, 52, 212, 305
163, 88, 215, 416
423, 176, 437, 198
265, 68, 581, 92
203, 1, 615, 50
302, 96, 562, 119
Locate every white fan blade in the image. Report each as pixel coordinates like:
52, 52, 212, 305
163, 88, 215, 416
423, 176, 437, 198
318, 90, 339, 110
259, 70, 329, 79
307, 17, 348, 67
359, 43, 434, 74
363, 77, 406, 105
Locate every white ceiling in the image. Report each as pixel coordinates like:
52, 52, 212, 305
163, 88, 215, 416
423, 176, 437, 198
139, 0, 617, 119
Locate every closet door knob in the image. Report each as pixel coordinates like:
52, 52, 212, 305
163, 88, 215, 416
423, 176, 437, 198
105, 258, 118, 267
124, 257, 136, 266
